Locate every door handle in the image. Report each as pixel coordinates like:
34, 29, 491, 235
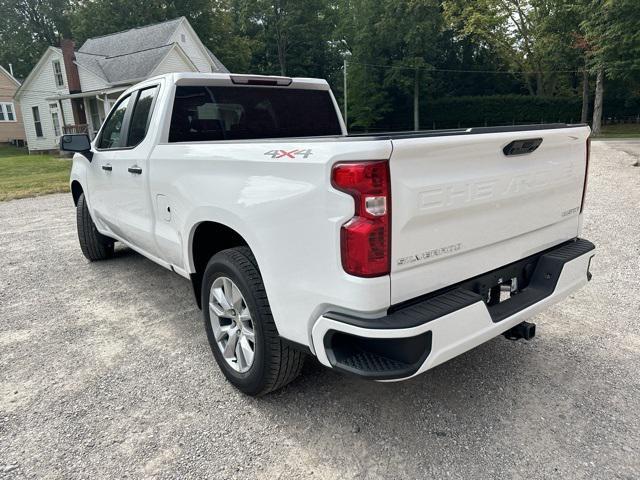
101, 164, 112, 171
128, 165, 142, 174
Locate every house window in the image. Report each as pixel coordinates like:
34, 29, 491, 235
181, 33, 186, 43
52, 60, 64, 87
0, 102, 16, 122
32, 106, 43, 137
50, 104, 61, 137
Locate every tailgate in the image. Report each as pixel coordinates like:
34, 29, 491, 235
389, 126, 590, 304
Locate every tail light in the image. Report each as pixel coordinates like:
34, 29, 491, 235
580, 137, 591, 213
331, 161, 391, 277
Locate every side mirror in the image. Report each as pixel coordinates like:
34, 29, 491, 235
60, 134, 93, 161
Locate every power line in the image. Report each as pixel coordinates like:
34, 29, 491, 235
0, 86, 119, 96
0, 62, 611, 97
350, 60, 637, 74
345, 60, 617, 75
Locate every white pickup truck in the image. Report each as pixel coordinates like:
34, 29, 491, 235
63, 72, 595, 396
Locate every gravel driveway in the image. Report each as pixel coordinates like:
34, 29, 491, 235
1, 141, 638, 479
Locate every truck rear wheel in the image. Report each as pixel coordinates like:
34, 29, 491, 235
76, 193, 114, 261
202, 247, 304, 396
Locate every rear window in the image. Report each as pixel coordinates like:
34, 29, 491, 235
169, 86, 341, 142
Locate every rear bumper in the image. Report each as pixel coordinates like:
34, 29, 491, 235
311, 238, 595, 380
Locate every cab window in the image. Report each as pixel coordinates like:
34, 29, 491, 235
98, 95, 131, 149
127, 86, 159, 147
169, 86, 341, 142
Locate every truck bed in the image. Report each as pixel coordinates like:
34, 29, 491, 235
347, 123, 587, 140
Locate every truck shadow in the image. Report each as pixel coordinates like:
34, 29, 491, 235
111, 245, 561, 422
106, 245, 587, 476
246, 328, 583, 476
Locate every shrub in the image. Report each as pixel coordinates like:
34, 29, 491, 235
421, 95, 583, 129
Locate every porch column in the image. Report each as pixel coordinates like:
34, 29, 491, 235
58, 100, 68, 129
103, 94, 110, 116
83, 97, 93, 139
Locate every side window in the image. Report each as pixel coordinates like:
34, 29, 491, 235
5, 103, 14, 121
126, 86, 159, 147
52, 60, 64, 87
32, 107, 43, 137
0, 102, 16, 121
98, 95, 131, 149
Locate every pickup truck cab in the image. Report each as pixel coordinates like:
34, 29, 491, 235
64, 72, 595, 396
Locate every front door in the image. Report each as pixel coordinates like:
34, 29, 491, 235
96, 85, 160, 256
87, 93, 131, 234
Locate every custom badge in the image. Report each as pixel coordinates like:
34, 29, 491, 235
397, 243, 463, 266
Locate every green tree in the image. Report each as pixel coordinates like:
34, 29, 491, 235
234, 0, 341, 80
338, 0, 443, 131
71, 0, 251, 72
72, 0, 191, 43
581, 0, 640, 134
337, 0, 392, 131
0, 0, 72, 78
443, 0, 583, 97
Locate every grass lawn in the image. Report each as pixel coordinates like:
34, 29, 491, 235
597, 123, 640, 138
0, 144, 71, 201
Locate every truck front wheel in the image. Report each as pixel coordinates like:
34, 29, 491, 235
201, 247, 304, 396
76, 193, 114, 261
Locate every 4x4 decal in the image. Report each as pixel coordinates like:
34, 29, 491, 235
264, 149, 313, 159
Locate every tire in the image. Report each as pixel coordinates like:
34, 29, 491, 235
202, 246, 305, 396
76, 193, 114, 261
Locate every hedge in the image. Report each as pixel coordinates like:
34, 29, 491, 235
349, 94, 640, 132
420, 95, 583, 129
602, 96, 640, 119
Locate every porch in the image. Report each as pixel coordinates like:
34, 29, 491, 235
46, 87, 127, 140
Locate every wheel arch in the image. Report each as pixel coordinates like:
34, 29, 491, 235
71, 180, 84, 206
189, 220, 251, 308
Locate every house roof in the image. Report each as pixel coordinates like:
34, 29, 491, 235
79, 17, 183, 57
76, 45, 177, 85
205, 46, 228, 73
74, 17, 228, 85
14, 47, 60, 99
0, 64, 21, 87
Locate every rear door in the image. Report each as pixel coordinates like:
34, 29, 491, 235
149, 81, 344, 270
389, 126, 591, 304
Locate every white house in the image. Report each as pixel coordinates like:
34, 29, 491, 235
14, 17, 228, 152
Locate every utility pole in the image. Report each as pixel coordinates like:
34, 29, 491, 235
343, 58, 348, 129
414, 68, 419, 131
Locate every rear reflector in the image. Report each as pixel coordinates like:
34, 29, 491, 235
332, 161, 391, 277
